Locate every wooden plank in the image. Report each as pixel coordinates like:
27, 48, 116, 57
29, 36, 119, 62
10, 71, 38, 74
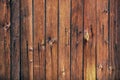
71, 0, 83, 80
0, 0, 10, 80
33, 0, 45, 80
20, 0, 33, 80
96, 0, 109, 80
0, 1, 7, 79
59, 0, 70, 80
10, 0, 20, 80
46, 0, 58, 80
84, 0, 97, 80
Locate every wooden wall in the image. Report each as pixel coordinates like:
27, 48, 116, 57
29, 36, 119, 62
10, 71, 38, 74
0, 0, 120, 80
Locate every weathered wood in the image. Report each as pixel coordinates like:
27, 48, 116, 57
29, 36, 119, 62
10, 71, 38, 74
33, 0, 45, 80
20, 0, 33, 80
59, 0, 70, 80
84, 0, 97, 80
96, 0, 109, 80
71, 0, 83, 80
11, 0, 20, 80
46, 0, 58, 80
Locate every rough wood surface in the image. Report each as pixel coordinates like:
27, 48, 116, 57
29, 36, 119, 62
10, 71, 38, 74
96, 0, 109, 80
71, 0, 83, 80
46, 0, 58, 80
20, 0, 33, 80
84, 0, 97, 80
33, 0, 45, 80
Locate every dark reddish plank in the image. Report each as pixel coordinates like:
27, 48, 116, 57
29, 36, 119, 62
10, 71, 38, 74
59, 0, 70, 80
0, 1, 11, 80
20, 0, 33, 80
33, 0, 45, 80
71, 0, 83, 79
84, 0, 97, 80
46, 0, 58, 79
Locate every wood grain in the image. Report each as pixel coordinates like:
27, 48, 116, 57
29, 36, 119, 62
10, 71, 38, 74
84, 0, 97, 80
33, 0, 45, 80
59, 0, 70, 80
20, 0, 33, 80
96, 0, 109, 80
46, 0, 58, 80
71, 0, 83, 80
11, 0, 20, 80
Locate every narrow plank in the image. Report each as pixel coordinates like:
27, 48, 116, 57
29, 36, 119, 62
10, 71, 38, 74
59, 0, 70, 80
10, 0, 20, 80
108, 0, 117, 79
0, 1, 6, 79
20, 0, 33, 80
71, 0, 83, 80
46, 0, 58, 79
96, 0, 109, 80
33, 0, 45, 80
84, 0, 97, 80
114, 0, 120, 79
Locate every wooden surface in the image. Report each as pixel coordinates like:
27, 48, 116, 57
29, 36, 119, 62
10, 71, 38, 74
0, 0, 120, 80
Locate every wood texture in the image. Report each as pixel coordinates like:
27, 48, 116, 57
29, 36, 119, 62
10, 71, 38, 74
96, 0, 109, 80
11, 0, 20, 80
0, 0, 10, 80
46, 0, 58, 80
20, 0, 33, 80
84, 0, 97, 80
59, 0, 70, 80
71, 0, 83, 80
33, 0, 45, 80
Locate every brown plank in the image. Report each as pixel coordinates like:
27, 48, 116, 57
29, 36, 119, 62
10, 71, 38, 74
96, 0, 109, 80
0, 0, 10, 80
84, 0, 97, 80
20, 0, 33, 80
33, 0, 45, 80
46, 0, 58, 80
10, 0, 20, 80
71, 0, 83, 80
0, 1, 7, 79
59, 0, 70, 80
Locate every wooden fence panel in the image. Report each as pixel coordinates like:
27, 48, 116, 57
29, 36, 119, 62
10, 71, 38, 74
0, 0, 10, 80
71, 0, 83, 80
33, 0, 45, 80
20, 0, 33, 80
11, 0, 20, 80
46, 0, 58, 80
59, 0, 71, 80
84, 0, 97, 80
96, 0, 109, 80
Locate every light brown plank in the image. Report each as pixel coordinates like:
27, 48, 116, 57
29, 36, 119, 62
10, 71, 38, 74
96, 0, 109, 80
71, 0, 83, 79
84, 0, 97, 80
46, 0, 58, 79
33, 0, 45, 80
59, 0, 70, 80
20, 0, 33, 80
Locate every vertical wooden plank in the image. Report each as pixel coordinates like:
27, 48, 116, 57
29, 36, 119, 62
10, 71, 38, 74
71, 0, 83, 80
0, 0, 10, 80
46, 0, 58, 80
20, 0, 33, 80
33, 0, 45, 80
84, 0, 97, 80
11, 0, 20, 80
96, 0, 109, 80
59, 0, 70, 80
